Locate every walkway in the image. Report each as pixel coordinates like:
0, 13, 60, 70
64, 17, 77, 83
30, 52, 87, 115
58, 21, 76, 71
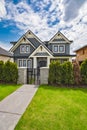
0, 84, 39, 130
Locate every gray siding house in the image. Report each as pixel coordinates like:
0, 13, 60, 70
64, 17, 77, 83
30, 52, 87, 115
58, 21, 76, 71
10, 30, 75, 69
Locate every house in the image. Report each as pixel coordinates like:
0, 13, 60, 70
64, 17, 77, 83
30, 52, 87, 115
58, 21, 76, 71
75, 45, 87, 65
0, 47, 13, 62
10, 30, 75, 69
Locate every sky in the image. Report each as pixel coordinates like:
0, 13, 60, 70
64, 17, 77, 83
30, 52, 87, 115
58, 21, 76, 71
0, 0, 87, 53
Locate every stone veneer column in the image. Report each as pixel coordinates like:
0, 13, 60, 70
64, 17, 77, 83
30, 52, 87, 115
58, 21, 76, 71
47, 57, 50, 67
40, 67, 49, 84
17, 68, 27, 84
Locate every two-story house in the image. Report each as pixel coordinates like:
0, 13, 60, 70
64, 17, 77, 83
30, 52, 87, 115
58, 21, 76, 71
10, 30, 75, 69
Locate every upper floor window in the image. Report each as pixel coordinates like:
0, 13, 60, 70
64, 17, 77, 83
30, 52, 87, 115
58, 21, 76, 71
53, 45, 65, 53
20, 45, 25, 52
59, 45, 65, 53
20, 45, 30, 53
53, 45, 58, 52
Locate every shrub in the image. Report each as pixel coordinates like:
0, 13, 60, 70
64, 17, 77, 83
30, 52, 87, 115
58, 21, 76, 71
3, 61, 18, 84
61, 61, 74, 85
81, 59, 87, 85
0, 61, 4, 82
73, 60, 81, 85
48, 61, 56, 85
48, 61, 61, 85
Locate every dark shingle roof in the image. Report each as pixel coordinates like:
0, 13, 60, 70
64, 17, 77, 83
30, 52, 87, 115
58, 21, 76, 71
0, 47, 13, 57
28, 38, 41, 48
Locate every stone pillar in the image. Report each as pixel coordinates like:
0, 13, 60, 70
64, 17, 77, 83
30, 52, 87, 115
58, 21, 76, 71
47, 57, 50, 67
40, 67, 49, 84
17, 68, 27, 84
33, 57, 37, 68
69, 57, 72, 62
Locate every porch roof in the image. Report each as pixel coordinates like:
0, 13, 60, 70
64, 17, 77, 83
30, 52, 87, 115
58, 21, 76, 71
34, 52, 49, 56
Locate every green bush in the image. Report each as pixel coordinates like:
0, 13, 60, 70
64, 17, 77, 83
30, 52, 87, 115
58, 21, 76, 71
61, 61, 74, 85
3, 61, 18, 84
49, 61, 74, 86
48, 61, 61, 85
48, 61, 56, 85
0, 61, 4, 82
81, 59, 87, 84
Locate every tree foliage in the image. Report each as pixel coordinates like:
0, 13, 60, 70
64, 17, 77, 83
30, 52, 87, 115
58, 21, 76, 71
48, 61, 74, 86
61, 61, 74, 85
48, 61, 61, 85
0, 61, 4, 82
81, 59, 87, 84
0, 60, 18, 84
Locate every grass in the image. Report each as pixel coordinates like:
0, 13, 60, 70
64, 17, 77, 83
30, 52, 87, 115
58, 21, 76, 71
0, 84, 21, 101
15, 85, 87, 130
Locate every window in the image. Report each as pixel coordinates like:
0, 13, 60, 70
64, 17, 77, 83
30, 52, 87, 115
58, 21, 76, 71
23, 60, 26, 67
27, 60, 32, 68
53, 45, 65, 53
18, 59, 27, 67
19, 60, 22, 67
20, 45, 25, 52
20, 45, 30, 53
59, 45, 65, 53
26, 46, 30, 52
53, 45, 58, 52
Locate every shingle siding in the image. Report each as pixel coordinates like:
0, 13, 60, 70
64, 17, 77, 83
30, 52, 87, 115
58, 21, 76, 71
48, 43, 70, 55
13, 44, 35, 57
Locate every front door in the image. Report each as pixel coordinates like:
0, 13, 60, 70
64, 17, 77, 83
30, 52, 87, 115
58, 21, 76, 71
39, 61, 47, 67
37, 57, 47, 68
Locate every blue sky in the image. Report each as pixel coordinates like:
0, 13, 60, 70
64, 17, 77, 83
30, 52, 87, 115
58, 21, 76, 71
0, 0, 87, 52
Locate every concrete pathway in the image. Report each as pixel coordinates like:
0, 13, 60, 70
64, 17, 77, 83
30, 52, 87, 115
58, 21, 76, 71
0, 84, 39, 130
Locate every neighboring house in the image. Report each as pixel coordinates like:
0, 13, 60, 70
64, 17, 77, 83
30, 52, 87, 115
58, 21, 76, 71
75, 45, 87, 65
0, 47, 13, 62
10, 30, 75, 69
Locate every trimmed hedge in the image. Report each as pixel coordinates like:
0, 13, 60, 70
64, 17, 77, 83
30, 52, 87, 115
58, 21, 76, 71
61, 61, 74, 85
48, 61, 61, 85
0, 61, 4, 82
0, 60, 18, 84
81, 59, 87, 85
49, 59, 87, 86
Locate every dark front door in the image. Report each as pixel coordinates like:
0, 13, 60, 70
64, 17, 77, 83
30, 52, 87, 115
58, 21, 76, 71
39, 61, 47, 67
37, 57, 47, 68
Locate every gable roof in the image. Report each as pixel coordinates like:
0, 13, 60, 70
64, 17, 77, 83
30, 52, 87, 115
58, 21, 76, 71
10, 35, 36, 52
29, 45, 53, 57
48, 31, 73, 44
10, 30, 42, 52
0, 47, 13, 57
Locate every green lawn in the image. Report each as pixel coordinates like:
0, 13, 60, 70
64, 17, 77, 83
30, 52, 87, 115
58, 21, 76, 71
15, 85, 87, 130
0, 84, 21, 101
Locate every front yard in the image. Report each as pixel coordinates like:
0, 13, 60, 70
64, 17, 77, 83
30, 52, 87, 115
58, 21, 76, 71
15, 85, 87, 130
0, 84, 21, 101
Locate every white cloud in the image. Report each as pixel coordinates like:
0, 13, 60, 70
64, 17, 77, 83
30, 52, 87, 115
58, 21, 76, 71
0, 0, 87, 53
0, 0, 7, 20
0, 41, 11, 50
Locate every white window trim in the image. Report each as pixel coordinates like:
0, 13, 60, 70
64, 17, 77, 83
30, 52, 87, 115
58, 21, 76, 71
27, 59, 32, 68
59, 45, 65, 53
20, 45, 30, 54
53, 45, 58, 53
18, 59, 32, 68
53, 45, 65, 53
